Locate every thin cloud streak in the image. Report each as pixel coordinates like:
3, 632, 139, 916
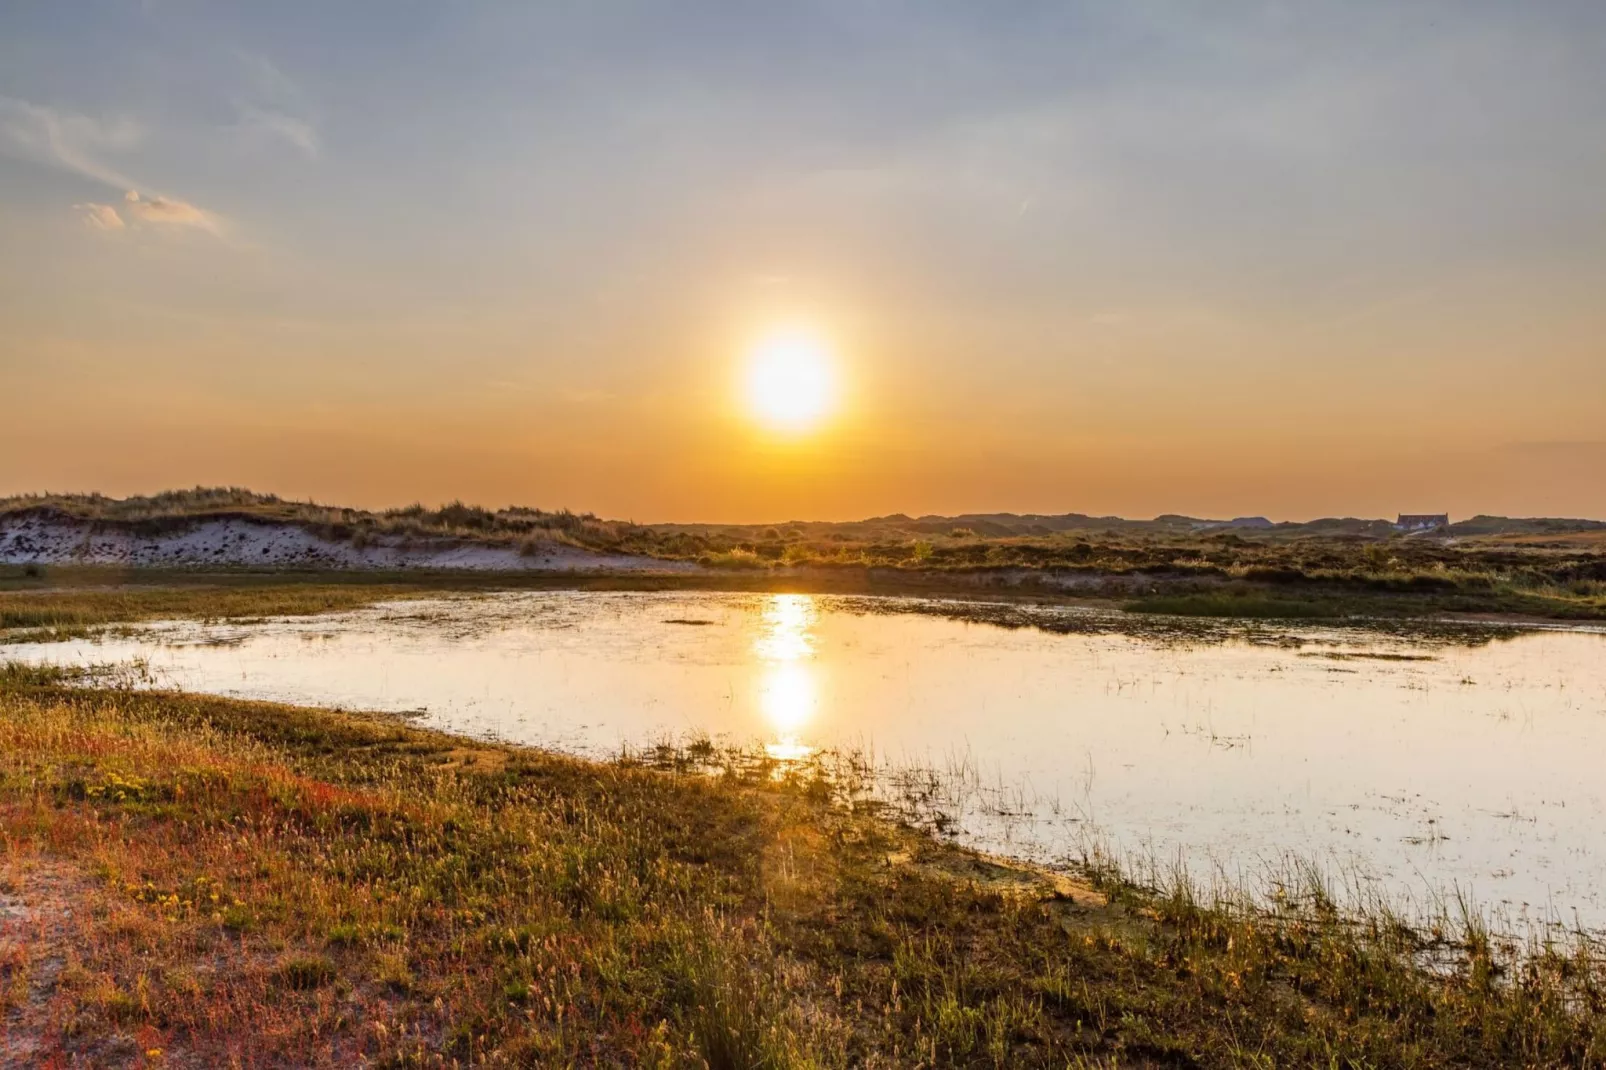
0, 96, 141, 189
124, 190, 221, 234
232, 52, 319, 158
74, 202, 124, 230
234, 105, 319, 157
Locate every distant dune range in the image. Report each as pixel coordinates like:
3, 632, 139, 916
2, 488, 1602, 569
2, 489, 1605, 621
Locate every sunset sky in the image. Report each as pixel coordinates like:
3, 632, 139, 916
3, 1, 1604, 522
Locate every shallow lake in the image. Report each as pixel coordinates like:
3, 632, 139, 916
12, 591, 1606, 930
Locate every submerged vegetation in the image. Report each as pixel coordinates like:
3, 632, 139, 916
1, 667, 1604, 1066
4, 487, 1606, 619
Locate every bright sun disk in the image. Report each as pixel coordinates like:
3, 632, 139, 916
745, 328, 837, 432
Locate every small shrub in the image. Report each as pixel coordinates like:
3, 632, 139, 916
374, 951, 415, 993
702, 548, 766, 570
276, 955, 336, 991
325, 922, 361, 947
221, 905, 255, 932
99, 988, 139, 1025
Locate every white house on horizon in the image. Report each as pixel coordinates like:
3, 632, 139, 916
1394, 513, 1449, 532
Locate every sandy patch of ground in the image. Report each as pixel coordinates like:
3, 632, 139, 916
0, 859, 115, 1068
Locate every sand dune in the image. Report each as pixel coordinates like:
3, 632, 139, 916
0, 513, 692, 573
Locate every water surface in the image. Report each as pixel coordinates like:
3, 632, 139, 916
13, 591, 1606, 929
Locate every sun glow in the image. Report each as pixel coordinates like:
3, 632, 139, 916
743, 327, 838, 433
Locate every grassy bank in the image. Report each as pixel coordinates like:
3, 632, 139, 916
0, 574, 431, 642
5, 564, 1605, 641
1, 670, 1602, 1066
1122, 582, 1606, 621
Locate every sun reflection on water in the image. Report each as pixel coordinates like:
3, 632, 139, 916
754, 593, 816, 662
755, 595, 819, 760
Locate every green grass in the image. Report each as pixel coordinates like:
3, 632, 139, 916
1126, 580, 1606, 620
0, 580, 428, 641
1, 667, 1602, 1066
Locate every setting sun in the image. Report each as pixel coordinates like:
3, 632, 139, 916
743, 327, 838, 433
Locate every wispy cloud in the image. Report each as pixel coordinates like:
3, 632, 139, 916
74, 202, 125, 230
124, 190, 220, 234
232, 52, 319, 159
234, 105, 319, 157
239, 52, 303, 104
0, 96, 141, 189
1, 96, 226, 237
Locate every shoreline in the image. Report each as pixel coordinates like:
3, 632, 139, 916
6, 563, 1605, 632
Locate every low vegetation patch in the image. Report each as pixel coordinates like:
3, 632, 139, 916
1, 667, 1602, 1066
0, 580, 426, 642
1123, 584, 1606, 620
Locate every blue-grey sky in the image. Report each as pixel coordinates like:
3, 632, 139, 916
3, 1, 1604, 520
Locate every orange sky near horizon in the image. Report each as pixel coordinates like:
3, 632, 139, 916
6, 322, 1603, 523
